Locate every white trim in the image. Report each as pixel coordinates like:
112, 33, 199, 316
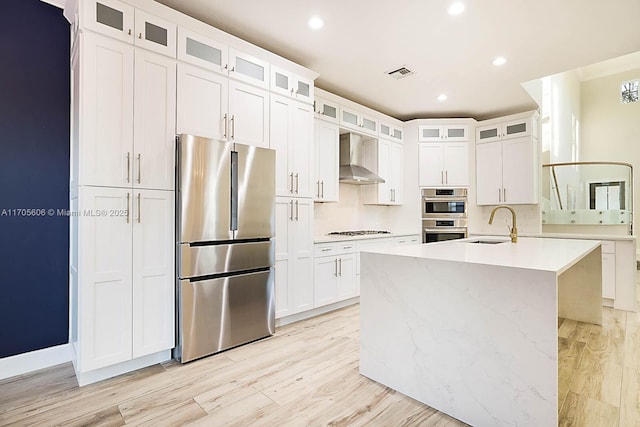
0, 344, 72, 380
74, 350, 171, 386
41, 0, 65, 8
276, 298, 359, 327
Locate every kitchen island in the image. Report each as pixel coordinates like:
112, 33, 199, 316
359, 237, 602, 427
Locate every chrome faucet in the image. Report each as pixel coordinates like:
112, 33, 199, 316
488, 205, 518, 243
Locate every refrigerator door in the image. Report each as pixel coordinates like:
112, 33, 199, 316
178, 241, 274, 279
178, 134, 233, 243
178, 269, 275, 362
233, 143, 275, 240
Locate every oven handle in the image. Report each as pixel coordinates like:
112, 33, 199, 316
424, 228, 467, 233
423, 197, 468, 202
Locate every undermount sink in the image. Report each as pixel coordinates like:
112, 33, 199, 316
465, 239, 510, 244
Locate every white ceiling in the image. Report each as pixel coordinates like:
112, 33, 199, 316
154, 0, 640, 121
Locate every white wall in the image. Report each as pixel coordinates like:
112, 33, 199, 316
580, 67, 640, 235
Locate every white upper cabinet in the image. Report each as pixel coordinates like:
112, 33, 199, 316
476, 116, 535, 143
340, 106, 378, 136
418, 143, 468, 187
228, 79, 270, 148
176, 63, 228, 141
133, 50, 176, 190
361, 138, 404, 205
379, 121, 403, 143
314, 119, 339, 202
270, 95, 313, 197
314, 96, 339, 124
271, 66, 314, 104
419, 124, 469, 142
84, 1, 176, 57
133, 10, 176, 57
177, 28, 228, 75
228, 48, 269, 89
80, 32, 134, 188
84, 0, 134, 44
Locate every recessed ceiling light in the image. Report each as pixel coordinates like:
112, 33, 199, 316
493, 56, 507, 66
448, 2, 465, 15
308, 16, 324, 30
438, 94, 448, 101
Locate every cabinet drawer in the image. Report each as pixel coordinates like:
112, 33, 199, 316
315, 242, 356, 257
396, 235, 421, 246
600, 240, 615, 254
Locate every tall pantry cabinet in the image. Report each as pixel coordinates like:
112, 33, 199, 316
69, 0, 175, 385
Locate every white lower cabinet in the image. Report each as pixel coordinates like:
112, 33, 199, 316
313, 243, 357, 307
76, 186, 174, 372
601, 240, 616, 300
275, 197, 313, 318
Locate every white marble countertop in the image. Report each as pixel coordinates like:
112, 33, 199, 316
362, 236, 601, 274
314, 232, 418, 244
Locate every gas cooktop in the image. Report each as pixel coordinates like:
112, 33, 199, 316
327, 230, 391, 236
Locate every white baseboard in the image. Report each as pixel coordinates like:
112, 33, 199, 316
276, 297, 359, 327
0, 344, 72, 381
74, 350, 171, 386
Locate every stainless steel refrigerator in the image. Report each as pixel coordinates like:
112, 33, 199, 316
175, 134, 275, 363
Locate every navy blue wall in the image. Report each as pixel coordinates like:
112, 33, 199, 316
0, 0, 70, 358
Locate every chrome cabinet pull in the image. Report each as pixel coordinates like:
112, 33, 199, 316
503, 188, 506, 202
441, 170, 444, 184
137, 154, 141, 184
126, 193, 130, 223
295, 173, 299, 194
138, 32, 142, 39
295, 200, 299, 221
445, 170, 448, 184
230, 115, 235, 139
321, 248, 331, 252
338, 258, 342, 276
128, 29, 132, 36
498, 188, 502, 202
316, 181, 320, 198
126, 152, 131, 183
223, 113, 228, 139
137, 193, 141, 223
335, 259, 338, 277
289, 173, 294, 193
289, 200, 293, 221
321, 180, 324, 198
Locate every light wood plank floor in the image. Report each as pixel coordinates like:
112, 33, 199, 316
2, 294, 640, 427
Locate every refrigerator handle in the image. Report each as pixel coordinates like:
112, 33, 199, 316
230, 151, 239, 231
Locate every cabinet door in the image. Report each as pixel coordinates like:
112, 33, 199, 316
340, 106, 360, 131
314, 120, 339, 202
390, 142, 404, 204
377, 139, 392, 204
315, 97, 339, 124
291, 101, 314, 198
293, 75, 314, 105
476, 124, 501, 143
418, 125, 443, 142
84, 0, 134, 44
228, 80, 269, 148
602, 253, 616, 299
133, 10, 176, 57
360, 112, 378, 135
228, 48, 269, 89
475, 141, 503, 205
176, 63, 227, 141
271, 65, 293, 97
134, 50, 176, 190
418, 143, 444, 186
132, 189, 175, 358
502, 118, 531, 140
177, 27, 228, 75
502, 137, 537, 204
292, 199, 313, 312
337, 254, 357, 300
81, 33, 134, 187
79, 186, 132, 371
443, 143, 469, 186
270, 96, 292, 196
444, 125, 469, 142
314, 257, 338, 307
274, 198, 292, 318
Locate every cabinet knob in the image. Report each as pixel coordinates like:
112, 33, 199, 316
138, 33, 142, 39
128, 29, 131, 36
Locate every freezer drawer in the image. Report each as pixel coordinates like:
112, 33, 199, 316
177, 269, 275, 362
178, 240, 273, 279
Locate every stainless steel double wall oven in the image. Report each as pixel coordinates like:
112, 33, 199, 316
421, 188, 468, 243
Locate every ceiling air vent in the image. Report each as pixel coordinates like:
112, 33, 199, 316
386, 66, 414, 79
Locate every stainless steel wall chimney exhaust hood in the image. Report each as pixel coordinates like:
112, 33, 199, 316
339, 133, 385, 185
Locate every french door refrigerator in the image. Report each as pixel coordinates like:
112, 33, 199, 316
175, 134, 275, 363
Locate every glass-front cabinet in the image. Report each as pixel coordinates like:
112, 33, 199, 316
541, 162, 633, 231
314, 97, 339, 124
177, 27, 228, 75
419, 125, 469, 142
